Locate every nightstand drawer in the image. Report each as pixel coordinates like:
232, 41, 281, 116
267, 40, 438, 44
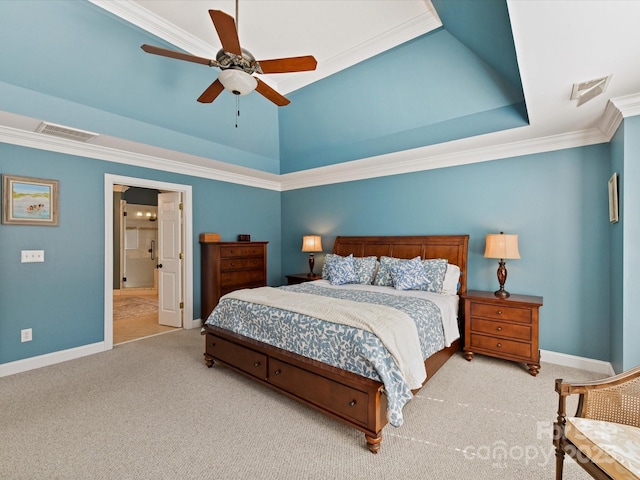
469, 333, 531, 358
470, 318, 531, 341
470, 303, 532, 323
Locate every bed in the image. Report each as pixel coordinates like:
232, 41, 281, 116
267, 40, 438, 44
202, 235, 469, 453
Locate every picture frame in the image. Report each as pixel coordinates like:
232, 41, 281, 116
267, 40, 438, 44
608, 172, 619, 224
2, 174, 59, 226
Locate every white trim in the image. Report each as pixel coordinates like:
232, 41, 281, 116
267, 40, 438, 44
0, 342, 104, 378
104, 174, 195, 354
541, 349, 615, 376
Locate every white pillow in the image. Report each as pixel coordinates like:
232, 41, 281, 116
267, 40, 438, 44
441, 264, 461, 295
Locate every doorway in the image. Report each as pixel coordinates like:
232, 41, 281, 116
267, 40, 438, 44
103, 174, 195, 351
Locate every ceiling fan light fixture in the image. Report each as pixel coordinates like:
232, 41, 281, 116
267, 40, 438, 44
218, 69, 257, 96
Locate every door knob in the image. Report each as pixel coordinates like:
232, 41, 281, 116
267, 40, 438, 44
156, 264, 163, 269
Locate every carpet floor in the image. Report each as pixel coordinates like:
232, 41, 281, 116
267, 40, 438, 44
0, 329, 603, 479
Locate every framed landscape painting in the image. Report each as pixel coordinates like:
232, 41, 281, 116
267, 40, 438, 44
2, 174, 59, 226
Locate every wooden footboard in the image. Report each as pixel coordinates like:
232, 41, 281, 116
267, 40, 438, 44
204, 324, 459, 453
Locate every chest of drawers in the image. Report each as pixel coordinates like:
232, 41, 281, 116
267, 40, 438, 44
200, 240, 268, 320
462, 290, 543, 376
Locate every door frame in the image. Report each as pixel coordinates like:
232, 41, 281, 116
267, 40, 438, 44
104, 174, 195, 351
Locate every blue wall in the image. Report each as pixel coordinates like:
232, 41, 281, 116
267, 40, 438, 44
282, 145, 612, 361
0, 144, 281, 364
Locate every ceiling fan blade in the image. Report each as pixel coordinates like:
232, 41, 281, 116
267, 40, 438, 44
257, 56, 318, 74
197, 79, 225, 103
209, 10, 241, 56
255, 79, 290, 106
141, 44, 215, 66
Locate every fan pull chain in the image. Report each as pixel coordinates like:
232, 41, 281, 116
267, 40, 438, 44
235, 95, 240, 128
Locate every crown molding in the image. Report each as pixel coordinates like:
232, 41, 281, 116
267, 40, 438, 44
278, 128, 608, 191
596, 92, 640, 141
0, 124, 281, 191
0, 121, 609, 194
89, 0, 211, 58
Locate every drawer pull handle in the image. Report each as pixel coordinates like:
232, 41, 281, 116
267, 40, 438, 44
496, 310, 502, 315
230, 262, 235, 266
497, 343, 502, 348
349, 400, 357, 407
253, 362, 261, 367
274, 369, 281, 375
496, 327, 502, 331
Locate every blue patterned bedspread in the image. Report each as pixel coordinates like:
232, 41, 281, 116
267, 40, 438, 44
205, 282, 446, 427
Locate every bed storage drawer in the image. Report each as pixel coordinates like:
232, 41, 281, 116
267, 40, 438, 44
206, 334, 267, 380
268, 358, 369, 426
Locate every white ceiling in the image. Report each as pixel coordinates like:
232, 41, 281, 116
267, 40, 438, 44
3, 1, 640, 190
93, 0, 441, 94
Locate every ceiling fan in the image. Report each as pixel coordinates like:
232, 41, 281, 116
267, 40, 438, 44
140, 3, 317, 107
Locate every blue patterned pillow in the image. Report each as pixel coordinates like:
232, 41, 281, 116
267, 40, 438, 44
418, 258, 448, 293
373, 256, 405, 286
390, 257, 429, 290
322, 253, 338, 280
327, 254, 358, 285
353, 256, 377, 285
323, 254, 377, 285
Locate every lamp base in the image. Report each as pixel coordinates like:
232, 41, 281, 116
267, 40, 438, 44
308, 254, 315, 276
494, 288, 510, 299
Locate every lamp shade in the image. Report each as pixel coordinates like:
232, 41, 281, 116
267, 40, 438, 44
218, 69, 258, 96
301, 235, 323, 253
484, 233, 520, 260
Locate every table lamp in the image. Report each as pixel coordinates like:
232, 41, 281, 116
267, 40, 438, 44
484, 232, 520, 298
301, 235, 323, 276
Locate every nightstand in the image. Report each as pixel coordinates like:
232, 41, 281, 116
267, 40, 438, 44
462, 290, 543, 376
286, 273, 322, 285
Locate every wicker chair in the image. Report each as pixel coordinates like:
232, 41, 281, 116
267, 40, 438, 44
554, 365, 640, 479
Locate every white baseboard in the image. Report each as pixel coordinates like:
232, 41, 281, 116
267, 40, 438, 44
185, 317, 203, 329
1, 341, 614, 379
0, 342, 106, 378
541, 349, 615, 376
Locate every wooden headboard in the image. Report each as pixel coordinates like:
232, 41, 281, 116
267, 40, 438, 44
333, 235, 469, 295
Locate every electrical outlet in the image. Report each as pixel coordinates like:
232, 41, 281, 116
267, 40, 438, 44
21, 328, 32, 342
21, 250, 45, 263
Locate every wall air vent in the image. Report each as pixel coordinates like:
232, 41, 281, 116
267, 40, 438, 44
35, 122, 99, 142
570, 75, 612, 107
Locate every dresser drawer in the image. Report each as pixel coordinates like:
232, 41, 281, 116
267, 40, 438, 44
470, 318, 531, 342
269, 358, 369, 426
470, 303, 532, 323
220, 270, 265, 287
220, 257, 265, 271
220, 245, 265, 258
206, 334, 267, 379
469, 333, 531, 359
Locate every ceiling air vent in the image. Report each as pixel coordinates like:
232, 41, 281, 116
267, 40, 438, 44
35, 122, 98, 143
570, 75, 611, 107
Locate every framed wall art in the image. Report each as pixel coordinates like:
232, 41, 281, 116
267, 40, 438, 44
2, 174, 59, 226
608, 172, 619, 224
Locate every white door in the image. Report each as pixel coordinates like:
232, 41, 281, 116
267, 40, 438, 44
157, 192, 182, 327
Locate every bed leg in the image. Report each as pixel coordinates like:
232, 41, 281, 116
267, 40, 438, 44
365, 433, 382, 454
204, 354, 215, 368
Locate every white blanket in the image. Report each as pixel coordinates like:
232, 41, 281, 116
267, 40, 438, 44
224, 286, 427, 389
